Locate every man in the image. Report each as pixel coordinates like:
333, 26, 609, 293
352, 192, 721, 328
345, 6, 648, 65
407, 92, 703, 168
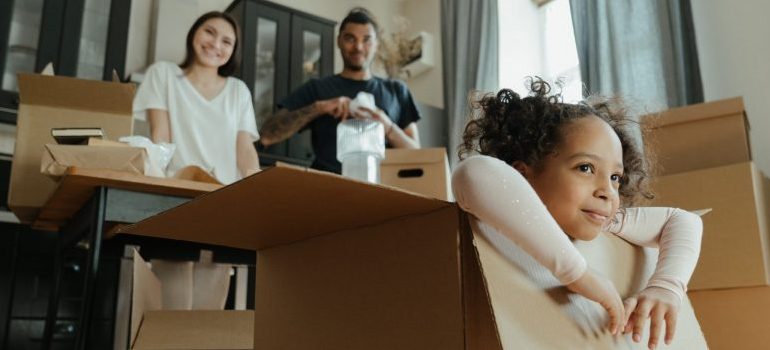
259, 7, 421, 173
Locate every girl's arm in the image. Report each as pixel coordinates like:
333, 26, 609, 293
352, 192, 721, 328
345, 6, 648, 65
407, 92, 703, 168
236, 131, 260, 177
452, 155, 587, 284
452, 155, 624, 333
608, 207, 703, 300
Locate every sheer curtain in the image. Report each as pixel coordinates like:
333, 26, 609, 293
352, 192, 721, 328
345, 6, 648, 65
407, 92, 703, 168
569, 0, 703, 110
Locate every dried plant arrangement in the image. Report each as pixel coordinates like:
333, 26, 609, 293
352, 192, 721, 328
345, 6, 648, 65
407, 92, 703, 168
376, 17, 424, 79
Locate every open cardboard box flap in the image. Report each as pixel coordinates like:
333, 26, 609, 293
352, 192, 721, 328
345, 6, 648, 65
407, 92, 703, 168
120, 165, 705, 349
120, 164, 449, 251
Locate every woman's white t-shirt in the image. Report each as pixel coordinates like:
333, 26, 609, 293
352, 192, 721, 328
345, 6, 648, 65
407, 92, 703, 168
133, 61, 259, 184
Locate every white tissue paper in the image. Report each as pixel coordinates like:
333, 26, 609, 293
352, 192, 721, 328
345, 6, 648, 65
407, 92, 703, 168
118, 136, 176, 177
348, 91, 377, 118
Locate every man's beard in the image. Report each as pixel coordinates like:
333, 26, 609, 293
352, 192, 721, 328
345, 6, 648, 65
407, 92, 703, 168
344, 62, 364, 71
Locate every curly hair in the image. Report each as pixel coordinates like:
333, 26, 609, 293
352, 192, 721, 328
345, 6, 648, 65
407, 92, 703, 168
458, 78, 653, 207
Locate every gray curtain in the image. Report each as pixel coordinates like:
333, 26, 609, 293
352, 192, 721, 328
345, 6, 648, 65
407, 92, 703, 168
570, 0, 703, 110
442, 0, 499, 167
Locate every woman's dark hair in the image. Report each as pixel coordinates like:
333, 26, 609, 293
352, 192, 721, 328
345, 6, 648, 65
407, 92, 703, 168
458, 78, 654, 207
179, 11, 241, 77
340, 7, 380, 33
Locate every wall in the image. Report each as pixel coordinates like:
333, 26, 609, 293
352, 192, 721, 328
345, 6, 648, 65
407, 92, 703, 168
691, 0, 770, 175
401, 0, 443, 108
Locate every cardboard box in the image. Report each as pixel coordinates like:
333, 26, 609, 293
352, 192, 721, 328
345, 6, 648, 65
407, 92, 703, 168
120, 165, 706, 349
380, 147, 452, 200
642, 97, 751, 176
40, 144, 146, 177
648, 161, 770, 290
688, 286, 770, 350
130, 250, 252, 349
9, 73, 135, 223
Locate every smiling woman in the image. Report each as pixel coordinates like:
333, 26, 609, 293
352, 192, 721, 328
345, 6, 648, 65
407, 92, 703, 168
133, 11, 261, 185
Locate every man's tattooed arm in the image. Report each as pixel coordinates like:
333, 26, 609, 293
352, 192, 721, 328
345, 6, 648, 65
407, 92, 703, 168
259, 104, 319, 146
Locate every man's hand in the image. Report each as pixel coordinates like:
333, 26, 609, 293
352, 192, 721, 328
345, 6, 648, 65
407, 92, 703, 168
314, 96, 352, 120
354, 106, 395, 135
623, 287, 681, 349
566, 269, 625, 335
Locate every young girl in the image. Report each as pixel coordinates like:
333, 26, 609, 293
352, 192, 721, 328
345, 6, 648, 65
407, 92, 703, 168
134, 11, 260, 184
452, 80, 702, 349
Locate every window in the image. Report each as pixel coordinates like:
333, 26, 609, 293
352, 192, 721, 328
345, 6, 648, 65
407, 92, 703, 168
541, 0, 582, 102
498, 0, 582, 102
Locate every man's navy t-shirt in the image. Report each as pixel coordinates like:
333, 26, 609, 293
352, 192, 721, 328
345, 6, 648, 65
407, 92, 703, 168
278, 75, 421, 173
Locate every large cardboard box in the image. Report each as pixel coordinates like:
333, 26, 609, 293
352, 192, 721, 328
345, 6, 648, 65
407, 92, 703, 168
120, 165, 706, 349
648, 161, 770, 290
688, 286, 770, 350
9, 73, 135, 223
642, 97, 751, 176
380, 147, 452, 200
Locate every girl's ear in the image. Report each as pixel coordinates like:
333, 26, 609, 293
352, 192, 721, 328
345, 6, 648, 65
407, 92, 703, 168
512, 161, 530, 178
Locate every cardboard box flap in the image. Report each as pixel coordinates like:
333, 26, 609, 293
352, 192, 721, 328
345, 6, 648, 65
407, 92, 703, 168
471, 228, 597, 349
643, 96, 749, 128
131, 249, 161, 348
120, 165, 450, 251
470, 215, 706, 349
18, 73, 135, 114
382, 147, 448, 165
132, 310, 253, 350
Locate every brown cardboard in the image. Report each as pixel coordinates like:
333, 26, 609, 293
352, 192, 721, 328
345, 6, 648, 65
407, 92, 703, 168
120, 165, 706, 349
688, 286, 770, 350
40, 144, 146, 177
131, 249, 162, 348
130, 250, 249, 349
132, 311, 253, 350
380, 147, 452, 200
642, 97, 750, 176
149, 260, 194, 310
648, 161, 770, 290
9, 73, 135, 223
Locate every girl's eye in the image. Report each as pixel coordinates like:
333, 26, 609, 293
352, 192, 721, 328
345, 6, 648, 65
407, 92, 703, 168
578, 164, 593, 173
610, 174, 621, 182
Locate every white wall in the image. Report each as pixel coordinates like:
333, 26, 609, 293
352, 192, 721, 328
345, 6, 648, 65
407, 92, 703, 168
401, 0, 443, 108
691, 0, 770, 175
498, 0, 544, 96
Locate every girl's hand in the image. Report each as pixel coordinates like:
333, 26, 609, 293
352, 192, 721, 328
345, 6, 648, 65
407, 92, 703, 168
622, 287, 681, 349
566, 269, 624, 335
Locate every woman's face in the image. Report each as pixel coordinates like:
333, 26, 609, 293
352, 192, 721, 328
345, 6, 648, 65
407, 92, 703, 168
520, 115, 624, 241
192, 18, 236, 69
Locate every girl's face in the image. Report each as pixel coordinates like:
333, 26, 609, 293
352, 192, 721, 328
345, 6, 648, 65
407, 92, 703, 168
192, 18, 236, 69
520, 115, 623, 240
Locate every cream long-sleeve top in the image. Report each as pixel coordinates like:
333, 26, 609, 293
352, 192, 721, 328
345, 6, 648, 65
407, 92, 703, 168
451, 155, 703, 301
